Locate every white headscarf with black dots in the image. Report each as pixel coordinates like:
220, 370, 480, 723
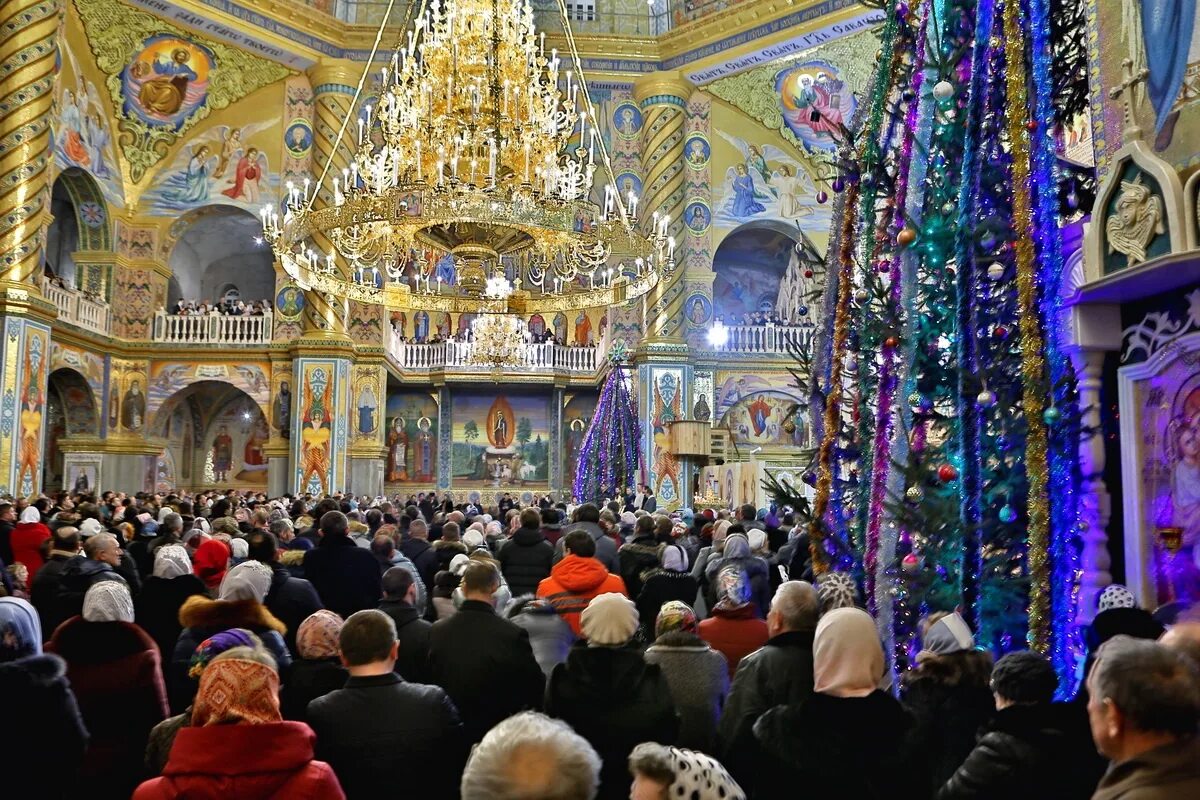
662, 747, 745, 800
1097, 584, 1136, 613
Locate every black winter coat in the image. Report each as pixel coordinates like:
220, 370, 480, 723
308, 672, 465, 800
546, 644, 679, 800
0, 654, 88, 798
428, 599, 545, 744
635, 568, 699, 640
399, 536, 440, 597
29, 553, 76, 640
936, 703, 1076, 800
499, 527, 555, 597
280, 657, 349, 722
617, 536, 662, 599
303, 535, 383, 619
134, 574, 208, 660
753, 690, 923, 800
377, 598, 431, 683
901, 654, 996, 793
261, 560, 323, 656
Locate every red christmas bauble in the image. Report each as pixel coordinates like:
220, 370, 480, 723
804, 269, 814, 279
1026, 119, 1038, 131
938, 464, 959, 482
883, 336, 900, 349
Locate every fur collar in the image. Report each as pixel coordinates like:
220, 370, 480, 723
178, 594, 287, 634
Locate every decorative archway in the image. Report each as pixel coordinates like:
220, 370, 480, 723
44, 367, 100, 492
712, 220, 810, 321
150, 380, 270, 490
165, 205, 273, 306
49, 167, 112, 253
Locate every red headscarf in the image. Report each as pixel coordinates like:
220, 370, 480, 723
192, 539, 231, 590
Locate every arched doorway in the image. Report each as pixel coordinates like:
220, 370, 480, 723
149, 380, 270, 491
43, 168, 112, 289
166, 206, 274, 309
712, 221, 810, 322
44, 368, 100, 492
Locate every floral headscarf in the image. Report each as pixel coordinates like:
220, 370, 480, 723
188, 628, 263, 679
297, 610, 344, 660
655, 600, 698, 638
191, 656, 281, 727
714, 565, 751, 612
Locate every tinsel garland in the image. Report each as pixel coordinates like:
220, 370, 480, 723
1000, 0, 1053, 653
573, 361, 640, 504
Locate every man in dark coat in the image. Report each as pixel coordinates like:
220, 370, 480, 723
498, 508, 554, 597
377, 565, 431, 683
308, 609, 464, 799
719, 580, 818, 787
399, 518, 439, 600
30, 526, 83, 641
303, 511, 383, 619
427, 561, 545, 744
553, 503, 619, 572
247, 529, 323, 656
617, 515, 662, 599
51, 533, 128, 632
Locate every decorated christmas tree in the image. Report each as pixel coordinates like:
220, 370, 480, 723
572, 343, 641, 504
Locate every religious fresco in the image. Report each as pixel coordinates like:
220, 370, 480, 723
271, 365, 293, 442
722, 392, 811, 448
647, 368, 684, 505
712, 127, 827, 232
711, 225, 799, 320
141, 122, 277, 213
147, 361, 271, 426
202, 396, 269, 486
295, 361, 338, 495
713, 370, 804, 422
451, 392, 551, 486
50, 342, 104, 398
1092, 2, 1200, 171
13, 325, 50, 497
385, 392, 439, 484
110, 267, 165, 340
55, 41, 124, 206
108, 359, 149, 435
121, 35, 214, 132
351, 366, 383, 443
562, 393, 598, 491
157, 401, 197, 485
776, 60, 854, 152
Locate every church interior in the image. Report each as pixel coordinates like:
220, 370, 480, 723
2, 0, 1200, 721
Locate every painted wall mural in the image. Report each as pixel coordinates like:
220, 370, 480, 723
713, 129, 827, 232
385, 392, 439, 484
711, 226, 799, 321
451, 392, 551, 487
108, 358, 148, 435
646, 367, 685, 505
713, 370, 805, 423
562, 393, 598, 491
293, 359, 348, 495
271, 363, 293, 441
121, 35, 213, 131
351, 366, 383, 443
142, 121, 277, 213
111, 267, 166, 340
776, 60, 855, 152
147, 361, 270, 427
14, 325, 49, 497
202, 396, 269, 486
722, 392, 811, 448
55, 41, 124, 206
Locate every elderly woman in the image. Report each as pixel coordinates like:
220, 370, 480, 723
643, 600, 729, 753
282, 610, 350, 722
753, 607, 921, 798
698, 566, 769, 679
132, 646, 345, 798
635, 544, 699, 643
191, 538, 231, 596
136, 545, 208, 660
0, 597, 88, 798
706, 532, 771, 618
628, 742, 744, 800
47, 581, 169, 800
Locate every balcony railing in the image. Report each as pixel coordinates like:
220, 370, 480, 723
43, 278, 111, 337
389, 331, 601, 373
152, 311, 273, 345
709, 323, 816, 355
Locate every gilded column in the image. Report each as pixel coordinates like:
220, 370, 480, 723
633, 71, 691, 343
302, 59, 361, 334
0, 0, 61, 285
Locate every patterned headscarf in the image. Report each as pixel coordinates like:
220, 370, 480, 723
656, 746, 745, 800
218, 561, 273, 603
655, 600, 698, 638
297, 610, 344, 660
83, 580, 135, 623
191, 657, 281, 727
153, 545, 192, 579
188, 628, 264, 679
816, 572, 859, 615
722, 533, 751, 559
714, 565, 751, 612
1097, 584, 1137, 613
0, 597, 42, 662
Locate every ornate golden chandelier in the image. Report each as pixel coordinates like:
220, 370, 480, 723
262, 0, 674, 315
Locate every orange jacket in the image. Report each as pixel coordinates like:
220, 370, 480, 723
536, 554, 627, 636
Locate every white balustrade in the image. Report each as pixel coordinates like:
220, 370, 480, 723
711, 324, 815, 355
42, 278, 111, 336
388, 329, 600, 374
152, 311, 273, 345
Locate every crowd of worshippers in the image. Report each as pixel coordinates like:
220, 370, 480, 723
168, 298, 272, 317
0, 490, 1198, 800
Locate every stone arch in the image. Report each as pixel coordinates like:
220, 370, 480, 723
712, 220, 809, 321
43, 367, 100, 492
149, 380, 270, 490
164, 205, 274, 307
45, 168, 112, 286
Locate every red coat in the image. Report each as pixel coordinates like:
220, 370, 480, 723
132, 720, 345, 799
698, 604, 769, 679
537, 554, 627, 637
10, 520, 51, 577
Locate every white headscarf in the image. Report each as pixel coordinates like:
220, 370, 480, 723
662, 543, 689, 572
82, 581, 135, 623
813, 607, 885, 698
153, 545, 192, 579
217, 560, 274, 603
19, 507, 40, 524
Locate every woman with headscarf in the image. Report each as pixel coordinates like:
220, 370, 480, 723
705, 532, 771, 618
136, 545, 208, 661
698, 565, 769, 679
191, 538, 230, 596
635, 543, 699, 643
644, 600, 729, 753
171, 560, 291, 713
132, 646, 345, 798
281, 610, 349, 722
47, 581, 169, 800
752, 607, 921, 799
0, 597, 88, 798
901, 612, 995, 793
10, 506, 52, 579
